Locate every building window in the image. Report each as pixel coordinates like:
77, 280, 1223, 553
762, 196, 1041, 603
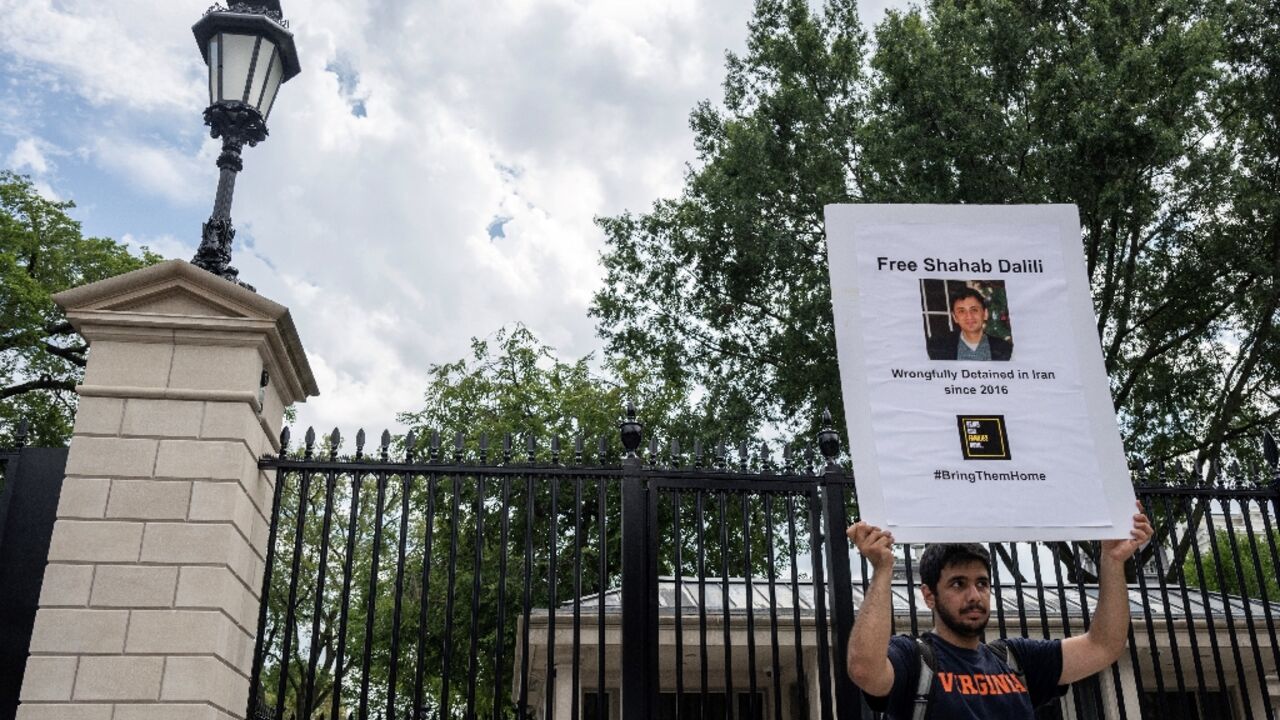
583, 690, 768, 720
1141, 691, 1234, 720
583, 691, 613, 720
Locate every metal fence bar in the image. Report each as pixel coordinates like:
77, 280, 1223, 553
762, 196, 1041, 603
333, 471, 365, 720
1181, 494, 1231, 710
717, 491, 733, 720
492, 475, 512, 720
272, 464, 312, 719
301, 470, 336, 716
806, 487, 835, 720
764, 494, 784, 720
671, 490, 685, 720
596, 475, 608, 720
785, 493, 808, 720
1201, 498, 1254, 719
1219, 497, 1274, 719
620, 445, 649, 720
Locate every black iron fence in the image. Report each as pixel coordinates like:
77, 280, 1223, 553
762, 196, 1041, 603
0, 419, 68, 720
252, 413, 1280, 720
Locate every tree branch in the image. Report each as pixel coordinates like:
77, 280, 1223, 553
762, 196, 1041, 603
1, 377, 77, 399
42, 342, 87, 367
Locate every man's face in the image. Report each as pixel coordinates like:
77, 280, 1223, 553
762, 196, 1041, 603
923, 559, 991, 639
951, 296, 989, 337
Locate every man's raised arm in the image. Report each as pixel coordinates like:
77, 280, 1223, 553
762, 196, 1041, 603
846, 521, 898, 696
1059, 503, 1153, 685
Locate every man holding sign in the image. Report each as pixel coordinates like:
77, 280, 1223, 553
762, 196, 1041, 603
825, 205, 1150, 716
845, 507, 1152, 719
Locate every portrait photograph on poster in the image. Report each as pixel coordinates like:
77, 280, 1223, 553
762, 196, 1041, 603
824, 204, 1138, 542
921, 279, 1014, 362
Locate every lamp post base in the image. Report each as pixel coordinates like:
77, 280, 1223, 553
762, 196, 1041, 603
192, 217, 255, 292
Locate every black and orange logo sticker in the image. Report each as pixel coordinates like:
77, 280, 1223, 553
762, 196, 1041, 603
956, 416, 1011, 460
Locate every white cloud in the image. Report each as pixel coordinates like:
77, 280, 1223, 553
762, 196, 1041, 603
0, 0, 205, 114
8, 137, 50, 174
1, 0, 909, 435
92, 136, 209, 207
120, 232, 191, 261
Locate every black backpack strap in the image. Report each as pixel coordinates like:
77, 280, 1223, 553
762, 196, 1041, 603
912, 636, 937, 720
988, 638, 1024, 676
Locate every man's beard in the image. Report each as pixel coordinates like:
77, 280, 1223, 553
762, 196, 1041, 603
936, 602, 989, 639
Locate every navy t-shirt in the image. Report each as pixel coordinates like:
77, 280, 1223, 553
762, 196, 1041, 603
865, 633, 1068, 719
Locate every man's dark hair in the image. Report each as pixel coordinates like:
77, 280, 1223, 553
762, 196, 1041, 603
950, 287, 988, 311
919, 543, 992, 590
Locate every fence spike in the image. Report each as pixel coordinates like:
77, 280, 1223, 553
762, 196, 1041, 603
430, 430, 441, 461
479, 433, 490, 463
526, 433, 536, 463
818, 408, 841, 467
760, 441, 771, 470
404, 429, 417, 462
14, 417, 30, 449
279, 426, 290, 453
574, 434, 584, 464
783, 443, 793, 472
670, 438, 681, 468
598, 435, 608, 462
715, 440, 727, 468
648, 437, 659, 466
304, 426, 316, 459
454, 431, 465, 462
331, 428, 343, 459
619, 402, 642, 458
503, 433, 513, 463
380, 429, 391, 459
352, 428, 364, 459
738, 440, 749, 471
551, 436, 561, 464
693, 439, 703, 468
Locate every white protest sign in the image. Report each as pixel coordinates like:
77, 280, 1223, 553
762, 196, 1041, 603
824, 204, 1136, 542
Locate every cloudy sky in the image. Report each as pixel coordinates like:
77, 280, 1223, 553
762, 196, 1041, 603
0, 0, 904, 436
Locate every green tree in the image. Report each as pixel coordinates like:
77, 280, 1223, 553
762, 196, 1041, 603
0, 171, 161, 446
592, 0, 866, 443
592, 0, 1280, 470
1182, 528, 1280, 602
398, 324, 700, 455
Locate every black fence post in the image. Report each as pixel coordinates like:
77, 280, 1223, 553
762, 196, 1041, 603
619, 403, 653, 720
818, 410, 862, 719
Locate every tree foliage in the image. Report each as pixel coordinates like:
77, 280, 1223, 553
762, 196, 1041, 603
398, 324, 701, 457
592, 0, 1280, 469
1183, 528, 1280, 602
0, 171, 161, 446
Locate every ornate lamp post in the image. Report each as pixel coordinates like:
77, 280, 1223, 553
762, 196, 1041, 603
190, 1, 300, 287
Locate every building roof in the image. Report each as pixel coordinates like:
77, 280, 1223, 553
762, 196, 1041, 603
553, 576, 1280, 625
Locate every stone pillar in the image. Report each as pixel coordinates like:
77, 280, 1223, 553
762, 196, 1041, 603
17, 260, 318, 720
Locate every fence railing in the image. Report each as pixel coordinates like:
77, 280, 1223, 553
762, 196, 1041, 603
252, 416, 1280, 720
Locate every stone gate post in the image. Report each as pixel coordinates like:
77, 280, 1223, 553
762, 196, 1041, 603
16, 259, 318, 720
